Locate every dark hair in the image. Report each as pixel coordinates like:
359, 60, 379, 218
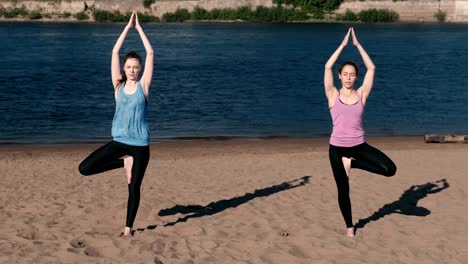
117, 51, 142, 87
338, 61, 359, 76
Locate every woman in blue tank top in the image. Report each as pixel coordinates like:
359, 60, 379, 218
78, 12, 154, 237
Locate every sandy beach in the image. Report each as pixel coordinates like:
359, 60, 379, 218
1, 137, 467, 263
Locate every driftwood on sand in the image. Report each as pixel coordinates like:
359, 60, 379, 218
424, 134, 468, 143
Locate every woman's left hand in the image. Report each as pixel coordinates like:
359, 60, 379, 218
351, 28, 360, 46
134, 11, 142, 31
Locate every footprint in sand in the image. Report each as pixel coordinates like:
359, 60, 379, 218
68, 239, 101, 257
287, 245, 308, 259
178, 225, 206, 237
201, 240, 218, 250
84, 207, 94, 214
84, 247, 100, 257
69, 239, 86, 248
16, 224, 37, 240
51, 202, 66, 211
0, 241, 14, 255
46, 221, 59, 228
151, 239, 166, 255
66, 248, 81, 254
154, 256, 164, 264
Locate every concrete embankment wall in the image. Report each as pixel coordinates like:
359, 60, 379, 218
337, 0, 468, 22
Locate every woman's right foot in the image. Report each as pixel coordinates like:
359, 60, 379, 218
346, 227, 355, 237
120, 227, 133, 237
124, 156, 133, 184
342, 157, 351, 178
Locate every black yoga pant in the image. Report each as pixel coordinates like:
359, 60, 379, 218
329, 142, 396, 228
78, 141, 150, 228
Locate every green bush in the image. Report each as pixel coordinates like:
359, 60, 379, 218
272, 0, 341, 20
162, 12, 174, 22
254, 6, 271, 21
358, 8, 399, 22
93, 9, 158, 22
270, 6, 308, 22
93, 10, 131, 22
337, 9, 358, 21
217, 8, 238, 20
28, 11, 42, 20
137, 12, 160, 22
108, 11, 130, 22
3, 6, 29, 18
162, 8, 191, 22
74, 12, 89, 21
323, 0, 342, 12
208, 8, 221, 20
273, 0, 342, 12
434, 9, 446, 22
236, 6, 253, 21
311, 9, 324, 19
143, 0, 155, 8
163, 6, 308, 22
93, 9, 113, 22
18, 6, 29, 16
191, 6, 210, 20
62, 12, 71, 18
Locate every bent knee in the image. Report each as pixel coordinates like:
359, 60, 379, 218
78, 162, 91, 176
384, 164, 397, 177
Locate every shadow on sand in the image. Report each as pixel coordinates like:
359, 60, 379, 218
152, 175, 311, 227
355, 178, 449, 231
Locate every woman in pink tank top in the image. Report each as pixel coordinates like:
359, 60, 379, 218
324, 28, 397, 237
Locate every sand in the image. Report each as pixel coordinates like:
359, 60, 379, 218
1, 137, 467, 264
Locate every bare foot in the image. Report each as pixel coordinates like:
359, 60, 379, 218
124, 156, 133, 184
120, 227, 133, 237
346, 227, 355, 237
342, 157, 351, 178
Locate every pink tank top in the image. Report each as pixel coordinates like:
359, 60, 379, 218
329, 90, 366, 147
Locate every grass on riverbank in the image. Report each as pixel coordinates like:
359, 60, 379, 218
0, 5, 77, 20
336, 8, 399, 22
0, 5, 309, 23
162, 6, 309, 22
1, 4, 400, 23
93, 10, 159, 22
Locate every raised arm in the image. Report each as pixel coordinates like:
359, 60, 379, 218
352, 28, 375, 106
111, 13, 135, 90
135, 12, 154, 98
324, 28, 351, 105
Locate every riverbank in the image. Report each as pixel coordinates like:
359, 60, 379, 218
2, 0, 468, 23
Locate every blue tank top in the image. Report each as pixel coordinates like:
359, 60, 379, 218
111, 81, 149, 146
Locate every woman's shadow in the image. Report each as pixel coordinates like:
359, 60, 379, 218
354, 178, 449, 232
153, 176, 311, 227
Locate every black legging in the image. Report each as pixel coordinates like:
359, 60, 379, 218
329, 142, 396, 228
78, 141, 150, 228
